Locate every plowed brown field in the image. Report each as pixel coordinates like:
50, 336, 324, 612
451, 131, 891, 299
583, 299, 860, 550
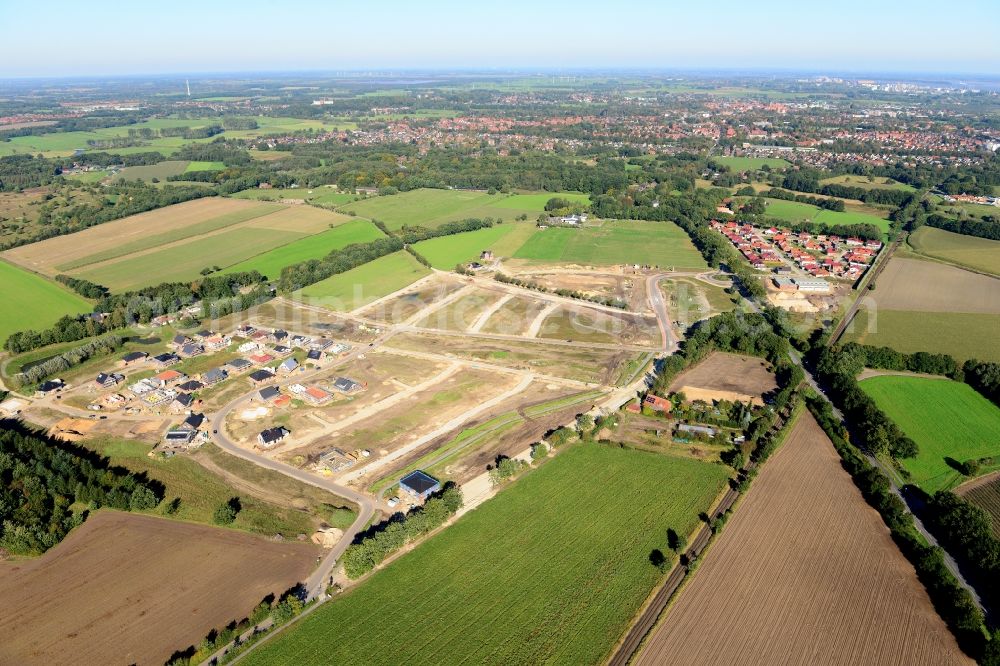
0, 511, 317, 665
634, 413, 971, 666
668, 351, 777, 405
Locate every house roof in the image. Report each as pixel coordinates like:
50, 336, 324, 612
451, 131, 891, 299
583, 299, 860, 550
400, 470, 440, 495
177, 380, 204, 392
334, 377, 361, 392
307, 349, 322, 360
184, 413, 204, 429
259, 386, 281, 401
153, 353, 179, 364
280, 358, 298, 370
249, 369, 274, 382
174, 393, 193, 407
203, 368, 228, 382
258, 426, 289, 444
305, 386, 329, 401
155, 370, 183, 382
227, 358, 252, 370
122, 351, 148, 362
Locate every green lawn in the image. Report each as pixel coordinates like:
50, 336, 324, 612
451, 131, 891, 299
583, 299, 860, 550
909, 226, 1000, 276
0, 261, 91, 344
845, 309, 1000, 363
713, 156, 791, 170
245, 443, 730, 665
513, 220, 707, 268
222, 219, 385, 279
860, 376, 1000, 492
296, 251, 430, 311
491, 192, 591, 209
758, 198, 891, 233
336, 188, 556, 231
411, 224, 528, 269
184, 160, 225, 172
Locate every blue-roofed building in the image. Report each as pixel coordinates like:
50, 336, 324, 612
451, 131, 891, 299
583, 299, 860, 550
399, 470, 441, 502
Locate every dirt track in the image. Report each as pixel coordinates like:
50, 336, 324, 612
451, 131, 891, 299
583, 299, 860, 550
634, 413, 971, 666
0, 511, 317, 665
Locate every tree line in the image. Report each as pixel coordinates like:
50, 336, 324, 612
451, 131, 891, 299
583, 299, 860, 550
342, 484, 463, 578
4, 271, 266, 353
923, 214, 1000, 241
0, 422, 162, 556
10, 334, 123, 388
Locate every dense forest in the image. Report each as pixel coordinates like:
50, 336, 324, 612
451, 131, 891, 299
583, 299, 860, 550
0, 423, 162, 556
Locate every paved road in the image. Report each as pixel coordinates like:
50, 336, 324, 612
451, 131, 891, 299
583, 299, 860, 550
645, 273, 677, 352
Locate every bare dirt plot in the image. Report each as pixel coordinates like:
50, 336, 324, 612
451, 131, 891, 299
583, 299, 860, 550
277, 367, 521, 478
668, 352, 777, 405
413, 287, 508, 331
536, 305, 660, 346
479, 294, 552, 336
0, 511, 317, 666
385, 331, 638, 385
513, 270, 646, 310
236, 299, 378, 342
3, 198, 268, 274
870, 257, 1000, 314
354, 274, 467, 323
634, 413, 972, 666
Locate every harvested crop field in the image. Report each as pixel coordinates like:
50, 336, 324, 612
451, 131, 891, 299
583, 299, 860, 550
634, 413, 971, 666
845, 308, 1000, 363
3, 198, 270, 274
909, 226, 1000, 276
668, 352, 777, 405
0, 511, 317, 666
868, 257, 1000, 313
957, 473, 1000, 536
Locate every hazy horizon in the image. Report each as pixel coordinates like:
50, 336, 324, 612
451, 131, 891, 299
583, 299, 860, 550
2, 0, 998, 78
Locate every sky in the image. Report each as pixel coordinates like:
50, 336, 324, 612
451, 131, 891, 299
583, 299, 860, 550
2, 0, 998, 78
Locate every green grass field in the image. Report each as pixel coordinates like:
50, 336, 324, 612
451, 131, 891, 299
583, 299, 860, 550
223, 219, 385, 278
0, 116, 350, 158
845, 309, 1000, 363
0, 261, 91, 344
56, 203, 282, 272
115, 160, 191, 182
411, 224, 530, 269
245, 443, 730, 665
184, 160, 225, 172
819, 175, 916, 192
713, 156, 791, 170
759, 198, 891, 233
296, 251, 430, 311
231, 187, 359, 207
860, 376, 1000, 492
491, 192, 591, 209
513, 220, 707, 268
336, 188, 559, 231
77, 227, 308, 291
909, 226, 1000, 276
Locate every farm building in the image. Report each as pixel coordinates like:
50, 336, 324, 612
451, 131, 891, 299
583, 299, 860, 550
643, 394, 671, 412
399, 470, 441, 501
676, 423, 717, 438
792, 278, 831, 293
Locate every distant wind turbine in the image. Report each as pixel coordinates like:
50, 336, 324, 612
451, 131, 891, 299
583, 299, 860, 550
186, 79, 191, 96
